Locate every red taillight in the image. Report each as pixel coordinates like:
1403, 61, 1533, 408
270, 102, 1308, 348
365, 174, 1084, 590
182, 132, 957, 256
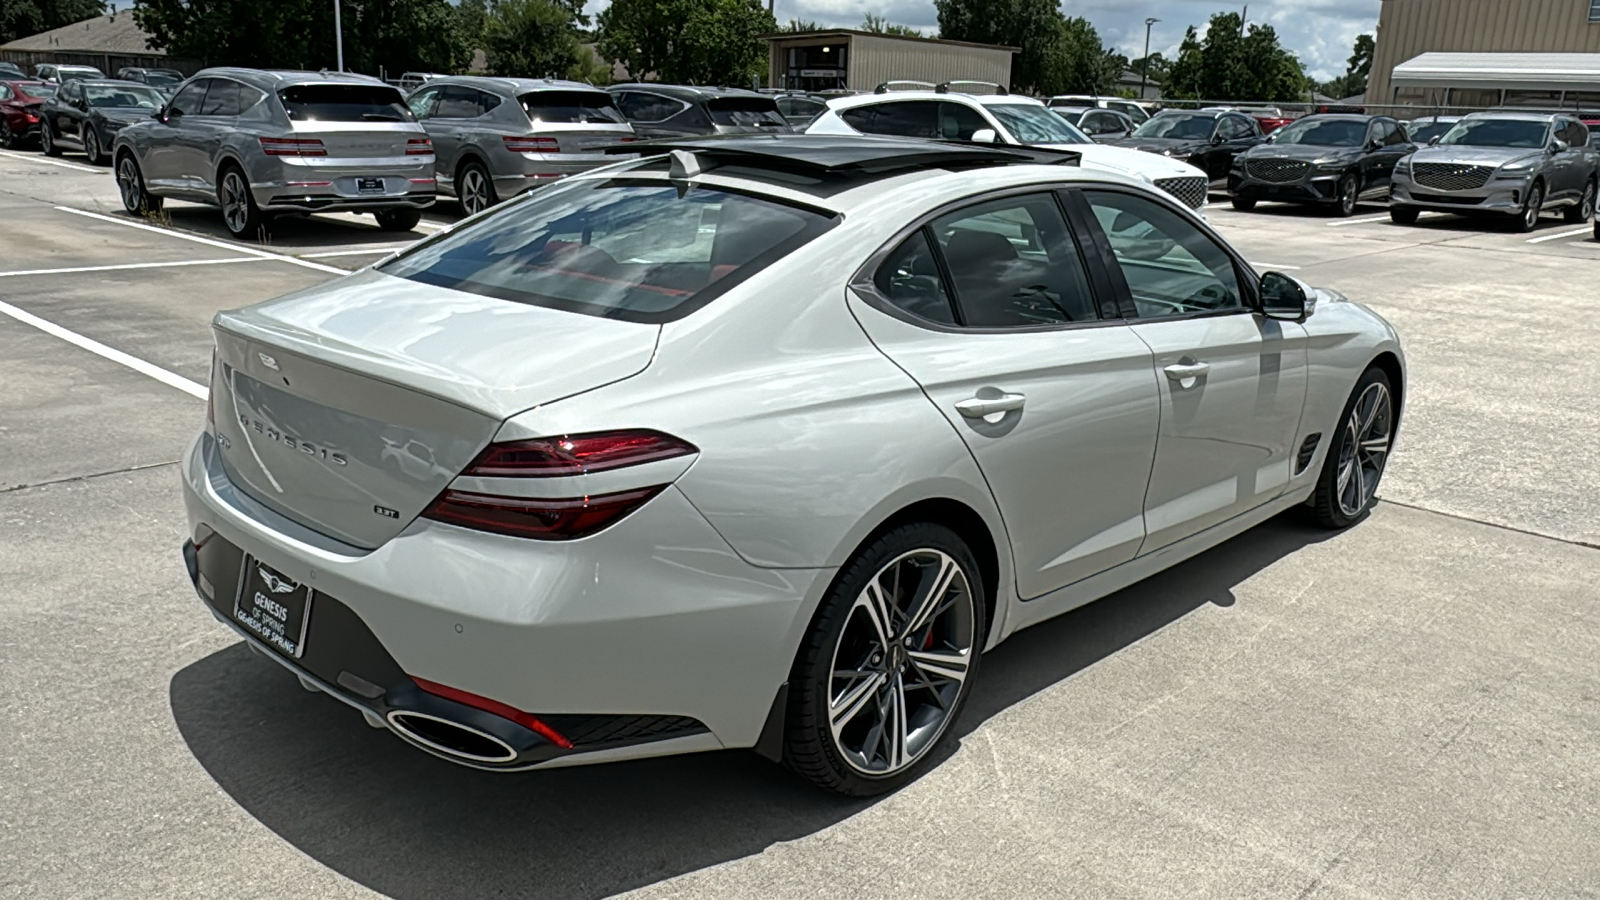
423, 487, 663, 540
405, 137, 433, 156
259, 136, 326, 157
464, 430, 697, 477
411, 677, 574, 749
504, 135, 559, 153
618, 136, 636, 143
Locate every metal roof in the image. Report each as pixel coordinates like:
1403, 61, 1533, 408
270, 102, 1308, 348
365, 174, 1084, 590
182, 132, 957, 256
0, 14, 159, 54
1390, 53, 1600, 91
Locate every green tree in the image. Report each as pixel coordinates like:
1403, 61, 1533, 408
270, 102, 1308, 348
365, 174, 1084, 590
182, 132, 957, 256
597, 0, 775, 86
481, 0, 584, 77
1130, 51, 1171, 85
0, 0, 105, 46
1317, 32, 1374, 99
780, 19, 820, 32
936, 0, 1118, 95
861, 13, 921, 38
1164, 12, 1307, 102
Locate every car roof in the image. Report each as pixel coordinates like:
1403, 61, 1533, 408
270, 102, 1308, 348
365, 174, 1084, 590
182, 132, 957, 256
192, 67, 391, 89
826, 91, 1041, 111
419, 75, 604, 95
71, 79, 155, 88
608, 83, 771, 101
1463, 111, 1560, 122
1295, 113, 1382, 123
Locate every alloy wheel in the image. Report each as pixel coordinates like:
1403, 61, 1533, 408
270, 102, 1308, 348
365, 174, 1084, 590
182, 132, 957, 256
1584, 182, 1596, 220
0, 119, 12, 149
1334, 381, 1393, 517
827, 548, 975, 777
1338, 176, 1358, 216
221, 171, 250, 234
84, 130, 99, 164
117, 156, 141, 211
40, 123, 54, 155
1522, 184, 1543, 231
460, 168, 490, 216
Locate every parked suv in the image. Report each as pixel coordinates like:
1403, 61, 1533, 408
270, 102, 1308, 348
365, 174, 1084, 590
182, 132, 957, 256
1228, 114, 1415, 216
113, 68, 435, 237
40, 78, 166, 164
1112, 109, 1266, 187
1389, 112, 1599, 231
608, 84, 791, 138
33, 64, 103, 84
1045, 95, 1149, 123
406, 76, 634, 216
1050, 106, 1136, 142
116, 67, 185, 96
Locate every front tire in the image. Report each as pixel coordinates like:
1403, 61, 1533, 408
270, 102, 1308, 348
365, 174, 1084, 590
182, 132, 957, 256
374, 207, 423, 232
116, 152, 163, 216
1231, 195, 1258, 212
83, 128, 105, 165
1389, 204, 1419, 225
1514, 180, 1544, 233
40, 120, 60, 156
1332, 173, 1359, 217
1564, 178, 1596, 224
783, 523, 986, 796
1311, 367, 1395, 529
218, 164, 268, 239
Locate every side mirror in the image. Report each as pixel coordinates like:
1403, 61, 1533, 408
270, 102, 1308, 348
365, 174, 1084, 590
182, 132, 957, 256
1428, 135, 1441, 146
1211, 133, 1225, 145
1551, 138, 1570, 154
1264, 133, 1277, 143
1260, 271, 1310, 321
970, 127, 997, 144
1367, 139, 1383, 151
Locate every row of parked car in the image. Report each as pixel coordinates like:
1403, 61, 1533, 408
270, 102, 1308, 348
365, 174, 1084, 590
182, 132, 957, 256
2, 60, 1596, 240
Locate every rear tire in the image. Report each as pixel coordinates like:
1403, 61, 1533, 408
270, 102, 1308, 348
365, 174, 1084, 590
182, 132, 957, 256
1513, 180, 1544, 233
218, 163, 269, 239
1310, 366, 1395, 529
374, 207, 423, 232
783, 522, 986, 796
1230, 195, 1258, 211
116, 152, 163, 216
1389, 204, 1419, 225
456, 160, 497, 217
1564, 178, 1596, 224
40, 120, 60, 156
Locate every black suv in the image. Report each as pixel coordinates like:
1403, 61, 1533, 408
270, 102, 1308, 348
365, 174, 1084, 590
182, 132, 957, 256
607, 84, 790, 138
1112, 108, 1265, 185
1228, 114, 1416, 216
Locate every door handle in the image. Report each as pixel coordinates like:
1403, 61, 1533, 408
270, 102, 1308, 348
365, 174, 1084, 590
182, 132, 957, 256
1164, 362, 1211, 381
955, 393, 1026, 418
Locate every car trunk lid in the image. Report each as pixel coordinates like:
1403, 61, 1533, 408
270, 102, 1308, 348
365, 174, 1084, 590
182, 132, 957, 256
278, 83, 426, 162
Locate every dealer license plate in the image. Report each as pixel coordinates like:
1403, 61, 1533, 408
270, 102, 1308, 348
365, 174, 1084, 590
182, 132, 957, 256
234, 557, 313, 658
357, 177, 385, 194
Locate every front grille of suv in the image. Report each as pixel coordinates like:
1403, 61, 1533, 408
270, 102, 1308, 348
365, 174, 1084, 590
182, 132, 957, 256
1155, 176, 1207, 210
1412, 163, 1495, 192
1246, 158, 1312, 184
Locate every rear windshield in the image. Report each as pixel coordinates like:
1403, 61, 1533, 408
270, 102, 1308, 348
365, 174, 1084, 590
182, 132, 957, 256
520, 90, 627, 124
706, 97, 787, 127
1438, 119, 1548, 148
278, 84, 413, 122
379, 180, 836, 323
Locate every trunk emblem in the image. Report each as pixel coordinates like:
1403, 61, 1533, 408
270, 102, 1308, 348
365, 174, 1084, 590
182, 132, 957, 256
259, 353, 280, 370
258, 567, 298, 593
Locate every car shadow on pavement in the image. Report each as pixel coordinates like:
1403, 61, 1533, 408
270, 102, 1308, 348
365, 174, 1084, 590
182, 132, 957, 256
168, 510, 1338, 900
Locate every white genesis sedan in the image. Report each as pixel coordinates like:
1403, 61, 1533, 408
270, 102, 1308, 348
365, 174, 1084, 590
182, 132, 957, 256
181, 135, 1404, 795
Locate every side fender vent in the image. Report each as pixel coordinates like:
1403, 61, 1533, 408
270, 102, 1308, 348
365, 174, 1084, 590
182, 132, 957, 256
1295, 433, 1322, 475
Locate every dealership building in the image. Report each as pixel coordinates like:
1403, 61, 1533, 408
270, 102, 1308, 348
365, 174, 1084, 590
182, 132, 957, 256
1368, 0, 1600, 108
763, 30, 1015, 93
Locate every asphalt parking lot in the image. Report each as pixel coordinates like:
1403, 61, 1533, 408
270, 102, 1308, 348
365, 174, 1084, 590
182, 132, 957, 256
3, 148, 1599, 899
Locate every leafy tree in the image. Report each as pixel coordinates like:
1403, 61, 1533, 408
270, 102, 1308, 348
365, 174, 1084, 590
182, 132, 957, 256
861, 13, 921, 38
936, 0, 1118, 95
779, 18, 820, 32
454, 0, 488, 53
481, 0, 584, 78
596, 0, 775, 86
1130, 51, 1171, 85
1164, 12, 1307, 102
1317, 32, 1374, 99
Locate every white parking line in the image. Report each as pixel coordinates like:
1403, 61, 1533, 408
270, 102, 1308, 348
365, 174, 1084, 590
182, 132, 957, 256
1526, 226, 1594, 244
0, 257, 264, 278
53, 206, 348, 275
298, 246, 409, 258
1326, 211, 1444, 227
0, 149, 101, 173
0, 299, 206, 399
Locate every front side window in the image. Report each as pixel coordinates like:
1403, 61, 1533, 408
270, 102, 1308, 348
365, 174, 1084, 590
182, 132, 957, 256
521, 90, 626, 124
1438, 118, 1549, 148
198, 79, 243, 116
167, 80, 209, 116
1084, 190, 1243, 318
1132, 113, 1217, 141
379, 180, 836, 323
85, 84, 165, 110
406, 87, 439, 119
1218, 116, 1253, 139
925, 193, 1098, 327
935, 102, 989, 140
986, 103, 1090, 145
278, 84, 412, 122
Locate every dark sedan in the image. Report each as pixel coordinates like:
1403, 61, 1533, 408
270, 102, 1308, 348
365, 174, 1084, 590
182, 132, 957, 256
40, 78, 165, 164
1112, 109, 1265, 186
1228, 114, 1416, 216
0, 80, 57, 148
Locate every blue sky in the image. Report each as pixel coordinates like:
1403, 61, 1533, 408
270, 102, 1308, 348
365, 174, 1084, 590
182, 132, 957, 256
581, 0, 1382, 82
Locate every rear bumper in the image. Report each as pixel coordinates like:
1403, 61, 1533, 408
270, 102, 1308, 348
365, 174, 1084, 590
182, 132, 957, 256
254, 159, 438, 212
179, 431, 829, 768
489, 153, 626, 200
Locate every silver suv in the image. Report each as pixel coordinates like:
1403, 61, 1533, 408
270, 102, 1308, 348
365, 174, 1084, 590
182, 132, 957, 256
112, 68, 436, 237
1389, 112, 1599, 231
405, 77, 635, 216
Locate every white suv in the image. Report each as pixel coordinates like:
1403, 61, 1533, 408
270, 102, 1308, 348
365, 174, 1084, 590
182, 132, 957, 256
807, 91, 1210, 212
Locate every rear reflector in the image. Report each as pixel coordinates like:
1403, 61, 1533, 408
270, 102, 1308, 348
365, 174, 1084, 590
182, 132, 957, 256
463, 430, 697, 478
411, 677, 574, 749
504, 135, 559, 152
406, 137, 433, 156
409, 177, 437, 184
423, 486, 663, 540
259, 136, 326, 157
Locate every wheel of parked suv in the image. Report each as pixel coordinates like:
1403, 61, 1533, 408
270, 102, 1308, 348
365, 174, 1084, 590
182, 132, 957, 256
218, 163, 269, 239
1514, 180, 1544, 234
1333, 173, 1359, 217
784, 522, 985, 796
116, 153, 163, 216
40, 120, 60, 157
1389, 204, 1419, 225
375, 207, 423, 232
1231, 195, 1257, 212
1311, 366, 1395, 529
83, 129, 105, 166
456, 160, 497, 217
1564, 178, 1596, 224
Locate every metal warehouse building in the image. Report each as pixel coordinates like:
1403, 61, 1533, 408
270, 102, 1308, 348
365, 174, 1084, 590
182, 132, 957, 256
763, 30, 1015, 93
1368, 0, 1600, 106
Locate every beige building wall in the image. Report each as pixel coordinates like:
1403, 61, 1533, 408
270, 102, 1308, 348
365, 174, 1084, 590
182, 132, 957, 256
1369, 0, 1600, 102
766, 34, 1012, 93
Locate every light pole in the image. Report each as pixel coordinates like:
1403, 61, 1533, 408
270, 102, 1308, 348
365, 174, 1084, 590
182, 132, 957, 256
1141, 17, 1159, 101
333, 0, 344, 72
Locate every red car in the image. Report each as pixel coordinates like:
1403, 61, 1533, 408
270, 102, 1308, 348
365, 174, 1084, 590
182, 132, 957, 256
0, 80, 57, 148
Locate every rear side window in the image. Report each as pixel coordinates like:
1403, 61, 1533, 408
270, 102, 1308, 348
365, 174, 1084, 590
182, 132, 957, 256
613, 91, 686, 123
706, 97, 786, 128
520, 90, 626, 124
379, 181, 837, 323
929, 193, 1097, 327
841, 101, 937, 138
278, 84, 412, 122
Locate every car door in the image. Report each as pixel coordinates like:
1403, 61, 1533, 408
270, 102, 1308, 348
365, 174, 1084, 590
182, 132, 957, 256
1209, 115, 1260, 182
847, 190, 1162, 599
1555, 119, 1588, 199
54, 80, 84, 145
150, 78, 213, 196
190, 77, 246, 195
427, 86, 485, 195
1076, 187, 1308, 553
1374, 119, 1414, 193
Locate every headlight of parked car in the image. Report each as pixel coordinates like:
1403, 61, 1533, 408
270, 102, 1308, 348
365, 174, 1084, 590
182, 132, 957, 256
1497, 159, 1539, 175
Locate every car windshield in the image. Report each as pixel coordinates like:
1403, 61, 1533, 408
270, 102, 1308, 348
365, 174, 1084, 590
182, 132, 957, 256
143, 72, 182, 86
1132, 114, 1216, 141
1407, 121, 1454, 144
987, 104, 1089, 145
278, 84, 413, 122
1270, 119, 1367, 146
520, 90, 627, 125
1438, 119, 1549, 148
379, 180, 836, 323
84, 85, 165, 109
706, 97, 787, 127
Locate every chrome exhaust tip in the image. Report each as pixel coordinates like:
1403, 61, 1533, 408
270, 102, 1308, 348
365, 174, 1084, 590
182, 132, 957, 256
386, 710, 518, 764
